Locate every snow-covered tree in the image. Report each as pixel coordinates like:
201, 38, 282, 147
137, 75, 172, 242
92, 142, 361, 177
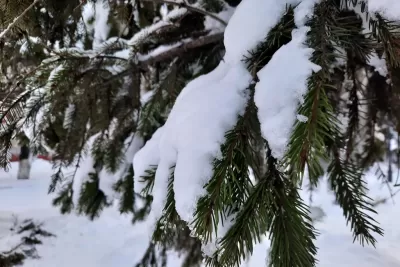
1, 0, 400, 266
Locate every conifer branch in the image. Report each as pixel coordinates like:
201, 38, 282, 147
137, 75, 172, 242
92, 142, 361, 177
284, 1, 339, 184
0, 0, 40, 40
139, 32, 224, 66
212, 150, 318, 267
192, 87, 257, 245
139, 0, 228, 26
328, 151, 383, 246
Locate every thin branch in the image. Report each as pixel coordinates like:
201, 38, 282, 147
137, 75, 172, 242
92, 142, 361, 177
0, 0, 41, 40
140, 0, 228, 26
140, 32, 224, 65
100, 32, 224, 85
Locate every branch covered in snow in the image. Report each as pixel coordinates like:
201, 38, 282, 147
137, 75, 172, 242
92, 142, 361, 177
0, 0, 41, 40
140, 0, 228, 26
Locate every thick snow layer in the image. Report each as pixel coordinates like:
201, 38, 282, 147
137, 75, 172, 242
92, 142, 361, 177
144, 61, 251, 231
133, 0, 322, 253
368, 0, 400, 20
2, 160, 400, 266
255, 27, 320, 159
224, 0, 303, 61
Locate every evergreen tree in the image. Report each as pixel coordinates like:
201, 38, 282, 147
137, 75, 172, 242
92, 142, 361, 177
1, 0, 400, 266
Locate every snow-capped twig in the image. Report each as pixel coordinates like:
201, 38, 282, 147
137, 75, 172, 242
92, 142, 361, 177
140, 0, 228, 26
0, 0, 41, 40
140, 32, 223, 65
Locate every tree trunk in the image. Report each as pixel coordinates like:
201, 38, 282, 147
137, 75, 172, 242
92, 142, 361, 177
17, 145, 30, 180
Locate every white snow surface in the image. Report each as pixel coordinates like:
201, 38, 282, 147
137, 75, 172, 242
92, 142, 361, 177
0, 160, 183, 267
2, 160, 400, 266
93, 1, 111, 49
224, 0, 303, 62
138, 61, 251, 234
368, 0, 400, 21
255, 26, 320, 159
368, 52, 388, 77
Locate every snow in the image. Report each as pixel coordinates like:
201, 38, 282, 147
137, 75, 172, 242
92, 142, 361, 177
0, 160, 183, 267
2, 160, 400, 266
146, 61, 250, 233
224, 0, 301, 62
368, 0, 400, 21
19, 37, 41, 54
93, 1, 111, 49
294, 0, 320, 26
204, 4, 235, 33
133, 127, 163, 195
99, 134, 144, 200
127, 8, 187, 46
242, 164, 400, 267
70, 135, 98, 204
368, 52, 388, 77
133, 0, 322, 253
138, 43, 182, 62
255, 26, 320, 159
82, 3, 95, 34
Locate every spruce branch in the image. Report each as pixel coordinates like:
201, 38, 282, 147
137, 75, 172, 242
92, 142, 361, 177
191, 86, 257, 245
267, 178, 317, 267
77, 172, 110, 220
328, 152, 383, 246
369, 15, 400, 68
52, 181, 74, 214
113, 165, 135, 214
284, 1, 339, 184
139, 32, 224, 66
212, 150, 318, 267
139, 0, 228, 26
0, 0, 40, 40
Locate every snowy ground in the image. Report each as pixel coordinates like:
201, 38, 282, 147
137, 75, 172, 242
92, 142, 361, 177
1, 159, 400, 266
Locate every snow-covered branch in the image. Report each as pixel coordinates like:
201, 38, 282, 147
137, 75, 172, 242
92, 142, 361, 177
0, 0, 41, 40
140, 0, 228, 26
139, 32, 224, 65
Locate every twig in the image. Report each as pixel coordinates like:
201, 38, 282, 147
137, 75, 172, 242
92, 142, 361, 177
140, 0, 227, 26
140, 32, 224, 65
0, 0, 41, 40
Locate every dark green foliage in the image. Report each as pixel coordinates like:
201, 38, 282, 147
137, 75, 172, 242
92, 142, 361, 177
113, 165, 135, 213
267, 176, 317, 267
244, 7, 295, 75
192, 88, 257, 245
284, 1, 339, 184
0, 252, 25, 267
77, 172, 110, 220
328, 155, 383, 246
211, 150, 317, 267
52, 181, 74, 214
